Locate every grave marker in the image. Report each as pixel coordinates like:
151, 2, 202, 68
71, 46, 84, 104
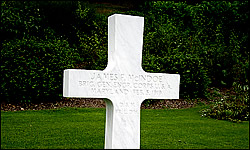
63, 14, 180, 149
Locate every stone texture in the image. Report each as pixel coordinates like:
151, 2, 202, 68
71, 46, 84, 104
63, 14, 180, 149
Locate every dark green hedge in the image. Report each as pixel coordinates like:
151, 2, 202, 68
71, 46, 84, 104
1, 1, 249, 104
138, 1, 249, 98
1, 1, 81, 103
1, 37, 79, 103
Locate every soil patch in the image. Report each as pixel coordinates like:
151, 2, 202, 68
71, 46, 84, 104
1, 98, 204, 112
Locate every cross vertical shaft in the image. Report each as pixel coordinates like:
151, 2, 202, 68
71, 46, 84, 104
105, 14, 144, 74
104, 14, 145, 149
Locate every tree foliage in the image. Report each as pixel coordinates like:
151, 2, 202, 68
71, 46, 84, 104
137, 1, 249, 98
1, 1, 249, 105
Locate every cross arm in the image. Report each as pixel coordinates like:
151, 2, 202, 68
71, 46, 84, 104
63, 69, 180, 100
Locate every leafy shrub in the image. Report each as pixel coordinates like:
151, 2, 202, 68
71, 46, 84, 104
140, 5, 211, 98
1, 1, 44, 41
1, 1, 107, 104
201, 83, 249, 122
187, 1, 249, 87
138, 1, 249, 98
1, 36, 80, 104
37, 1, 108, 70
74, 2, 108, 70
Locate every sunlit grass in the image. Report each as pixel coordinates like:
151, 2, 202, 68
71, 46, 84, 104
1, 106, 249, 149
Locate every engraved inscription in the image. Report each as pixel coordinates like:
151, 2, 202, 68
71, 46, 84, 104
115, 101, 138, 115
78, 72, 170, 97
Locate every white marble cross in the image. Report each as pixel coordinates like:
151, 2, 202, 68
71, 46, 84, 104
63, 14, 180, 149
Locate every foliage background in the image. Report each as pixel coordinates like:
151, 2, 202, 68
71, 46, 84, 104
1, 1, 249, 120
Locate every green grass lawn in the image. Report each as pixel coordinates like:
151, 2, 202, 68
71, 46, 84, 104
1, 106, 249, 149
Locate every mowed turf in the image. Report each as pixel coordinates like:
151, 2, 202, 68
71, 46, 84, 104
1, 106, 249, 149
